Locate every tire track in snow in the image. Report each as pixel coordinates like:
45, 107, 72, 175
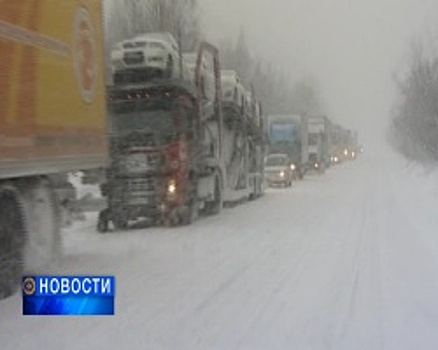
331, 171, 385, 350
149, 189, 325, 348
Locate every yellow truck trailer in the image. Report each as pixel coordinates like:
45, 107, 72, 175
0, 0, 108, 298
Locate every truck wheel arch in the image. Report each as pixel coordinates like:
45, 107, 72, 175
0, 182, 27, 299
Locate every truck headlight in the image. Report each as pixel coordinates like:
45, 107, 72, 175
279, 171, 285, 177
290, 164, 296, 170
167, 179, 177, 195
344, 149, 348, 156
314, 163, 319, 168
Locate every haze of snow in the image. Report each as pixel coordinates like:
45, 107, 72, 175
200, 0, 438, 145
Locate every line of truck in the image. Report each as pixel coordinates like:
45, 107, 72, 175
266, 114, 360, 185
0, 0, 268, 298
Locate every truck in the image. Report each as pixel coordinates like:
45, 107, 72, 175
306, 115, 332, 173
267, 114, 309, 179
329, 123, 343, 164
338, 128, 357, 161
222, 76, 266, 203
0, 0, 108, 298
96, 42, 266, 230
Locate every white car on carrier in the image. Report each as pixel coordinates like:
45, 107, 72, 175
111, 32, 183, 81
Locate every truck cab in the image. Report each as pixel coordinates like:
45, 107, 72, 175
99, 82, 200, 229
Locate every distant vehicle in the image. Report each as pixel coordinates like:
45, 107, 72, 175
306, 116, 331, 174
264, 154, 294, 187
267, 114, 309, 179
330, 123, 344, 165
111, 32, 184, 82
337, 128, 359, 161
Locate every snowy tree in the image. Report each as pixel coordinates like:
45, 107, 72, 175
106, 0, 199, 51
390, 44, 438, 163
104, 0, 201, 81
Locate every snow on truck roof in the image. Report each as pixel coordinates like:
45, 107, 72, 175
107, 77, 197, 98
119, 32, 177, 47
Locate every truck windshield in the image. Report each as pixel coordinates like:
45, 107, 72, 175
266, 156, 288, 167
270, 123, 297, 142
109, 98, 193, 144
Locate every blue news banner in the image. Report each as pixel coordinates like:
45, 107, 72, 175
22, 276, 115, 315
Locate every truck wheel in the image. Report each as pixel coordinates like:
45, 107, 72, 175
249, 180, 257, 201
97, 209, 110, 233
204, 175, 222, 216
181, 197, 199, 226
163, 209, 181, 227
112, 213, 128, 230
0, 186, 26, 299
20, 178, 62, 275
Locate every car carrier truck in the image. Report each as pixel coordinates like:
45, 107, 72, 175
0, 0, 108, 298
96, 41, 266, 230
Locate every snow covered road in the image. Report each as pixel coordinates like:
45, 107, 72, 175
1, 150, 438, 350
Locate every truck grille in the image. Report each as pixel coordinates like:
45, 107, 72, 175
122, 178, 157, 206
125, 178, 155, 195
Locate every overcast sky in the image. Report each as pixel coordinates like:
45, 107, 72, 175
199, 0, 438, 145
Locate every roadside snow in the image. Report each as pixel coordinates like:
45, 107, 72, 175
68, 172, 101, 200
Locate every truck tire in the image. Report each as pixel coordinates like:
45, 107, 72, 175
249, 179, 257, 201
204, 175, 222, 216
180, 197, 199, 226
0, 185, 26, 299
112, 211, 129, 230
97, 208, 110, 233
21, 178, 62, 274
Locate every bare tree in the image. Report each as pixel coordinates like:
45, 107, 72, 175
104, 0, 200, 82
390, 41, 438, 163
106, 0, 200, 49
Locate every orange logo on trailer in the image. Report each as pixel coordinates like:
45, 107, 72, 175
73, 7, 97, 103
